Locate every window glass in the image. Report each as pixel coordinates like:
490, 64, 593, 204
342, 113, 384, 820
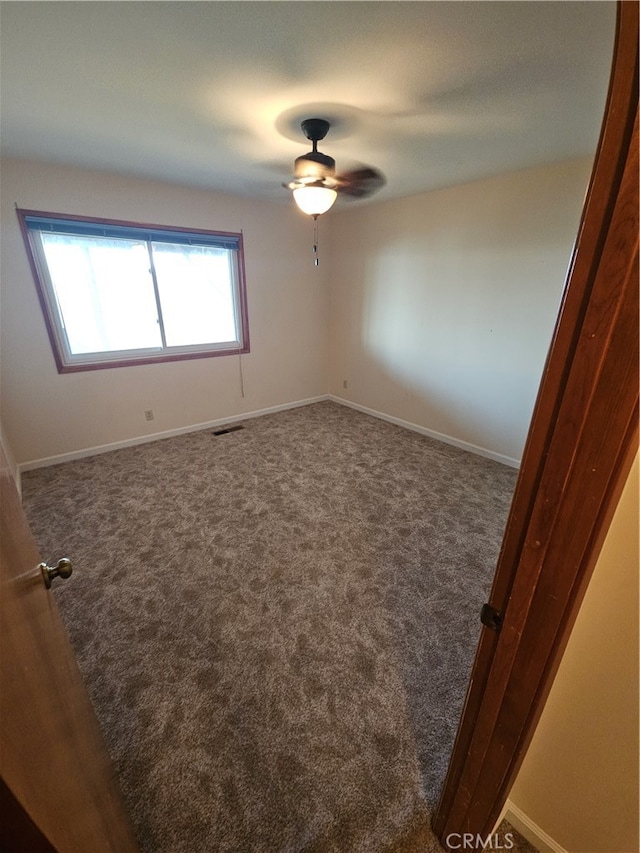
152, 242, 237, 347
41, 233, 161, 354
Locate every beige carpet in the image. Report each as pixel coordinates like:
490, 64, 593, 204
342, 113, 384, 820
22, 401, 522, 851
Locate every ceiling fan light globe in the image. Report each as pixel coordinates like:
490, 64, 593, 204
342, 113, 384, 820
293, 186, 337, 216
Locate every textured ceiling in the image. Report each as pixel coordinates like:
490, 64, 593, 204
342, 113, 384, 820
0, 1, 616, 205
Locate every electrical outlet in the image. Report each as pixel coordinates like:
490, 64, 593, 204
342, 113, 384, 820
342, 379, 348, 389
144, 410, 154, 421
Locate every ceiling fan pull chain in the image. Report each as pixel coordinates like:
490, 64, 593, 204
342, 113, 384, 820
313, 214, 319, 266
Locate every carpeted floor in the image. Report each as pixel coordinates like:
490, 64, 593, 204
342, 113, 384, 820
22, 401, 525, 852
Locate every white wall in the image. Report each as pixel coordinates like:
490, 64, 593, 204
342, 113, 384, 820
0, 158, 329, 464
508, 455, 639, 853
327, 158, 592, 464
1, 156, 593, 468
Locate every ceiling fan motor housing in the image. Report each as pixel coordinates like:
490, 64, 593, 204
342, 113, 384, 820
294, 150, 336, 181
287, 115, 384, 199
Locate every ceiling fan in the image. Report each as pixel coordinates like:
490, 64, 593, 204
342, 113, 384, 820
284, 118, 385, 217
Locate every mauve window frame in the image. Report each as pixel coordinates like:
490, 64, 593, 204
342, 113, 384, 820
16, 208, 251, 373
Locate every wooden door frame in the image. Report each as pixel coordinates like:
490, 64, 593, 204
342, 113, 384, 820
434, 1, 639, 844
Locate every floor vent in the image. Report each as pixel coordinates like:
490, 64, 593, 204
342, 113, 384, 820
212, 424, 245, 436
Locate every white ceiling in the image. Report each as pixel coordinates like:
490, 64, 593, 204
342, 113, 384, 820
0, 1, 616, 206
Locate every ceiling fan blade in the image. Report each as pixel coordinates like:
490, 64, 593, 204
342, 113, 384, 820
336, 167, 386, 199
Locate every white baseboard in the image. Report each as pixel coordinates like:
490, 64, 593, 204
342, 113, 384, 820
17, 392, 520, 484
328, 395, 521, 469
502, 799, 568, 853
17, 395, 329, 477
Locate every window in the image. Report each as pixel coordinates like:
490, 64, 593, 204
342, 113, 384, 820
18, 210, 249, 372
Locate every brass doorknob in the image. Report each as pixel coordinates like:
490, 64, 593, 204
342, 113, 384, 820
40, 557, 73, 589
